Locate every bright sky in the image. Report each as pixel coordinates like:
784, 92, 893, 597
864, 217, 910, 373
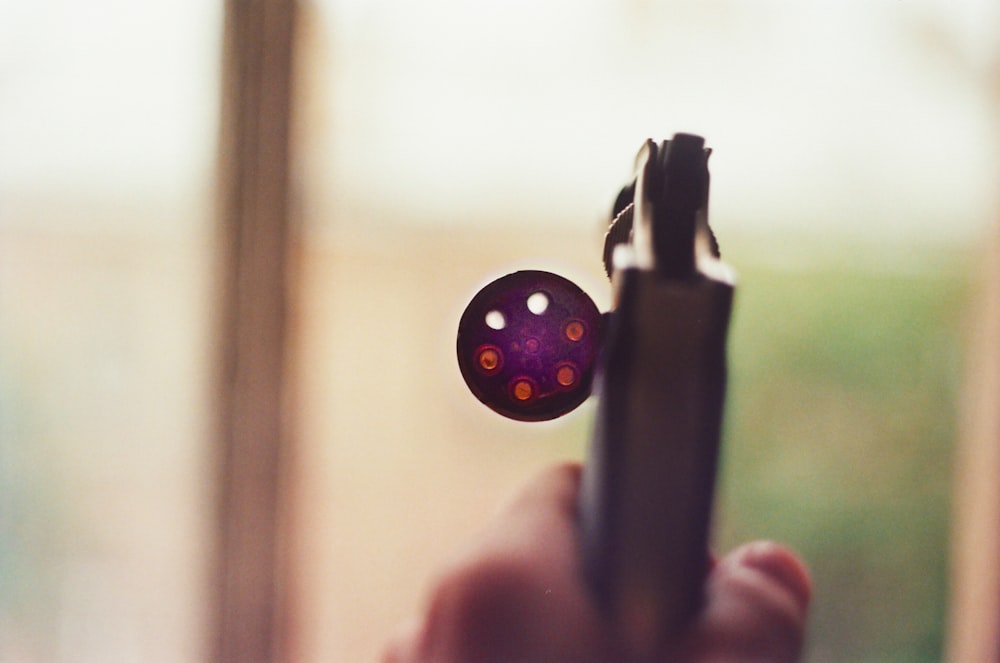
1, 0, 997, 241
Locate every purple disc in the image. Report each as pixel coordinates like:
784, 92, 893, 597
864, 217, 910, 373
457, 270, 604, 421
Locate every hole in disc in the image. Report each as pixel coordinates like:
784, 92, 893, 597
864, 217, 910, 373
527, 292, 549, 315
485, 310, 506, 330
564, 320, 585, 342
556, 364, 578, 387
477, 347, 501, 372
511, 379, 535, 401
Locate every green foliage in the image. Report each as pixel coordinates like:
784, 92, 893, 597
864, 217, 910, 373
717, 245, 972, 662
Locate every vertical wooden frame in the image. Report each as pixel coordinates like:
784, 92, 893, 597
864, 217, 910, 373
946, 229, 1000, 663
212, 0, 299, 661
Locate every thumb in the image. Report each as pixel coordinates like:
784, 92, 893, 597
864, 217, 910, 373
678, 541, 811, 662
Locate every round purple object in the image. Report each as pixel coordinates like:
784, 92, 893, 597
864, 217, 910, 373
457, 270, 603, 421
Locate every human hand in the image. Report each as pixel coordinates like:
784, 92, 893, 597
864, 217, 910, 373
383, 462, 810, 663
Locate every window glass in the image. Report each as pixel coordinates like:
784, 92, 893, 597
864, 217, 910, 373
294, 2, 999, 661
0, 2, 220, 660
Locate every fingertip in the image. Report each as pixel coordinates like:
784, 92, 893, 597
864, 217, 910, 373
500, 460, 583, 523
689, 541, 811, 661
731, 541, 812, 611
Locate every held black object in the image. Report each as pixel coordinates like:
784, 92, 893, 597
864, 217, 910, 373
580, 135, 734, 653
455, 133, 735, 653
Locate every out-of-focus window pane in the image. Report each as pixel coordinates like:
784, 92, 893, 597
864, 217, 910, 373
0, 2, 220, 661
293, 1, 999, 661
308, 0, 997, 241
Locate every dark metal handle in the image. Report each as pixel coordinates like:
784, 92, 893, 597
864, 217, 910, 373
578, 133, 734, 654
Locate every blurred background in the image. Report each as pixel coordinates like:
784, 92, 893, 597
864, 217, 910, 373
1, 0, 998, 661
